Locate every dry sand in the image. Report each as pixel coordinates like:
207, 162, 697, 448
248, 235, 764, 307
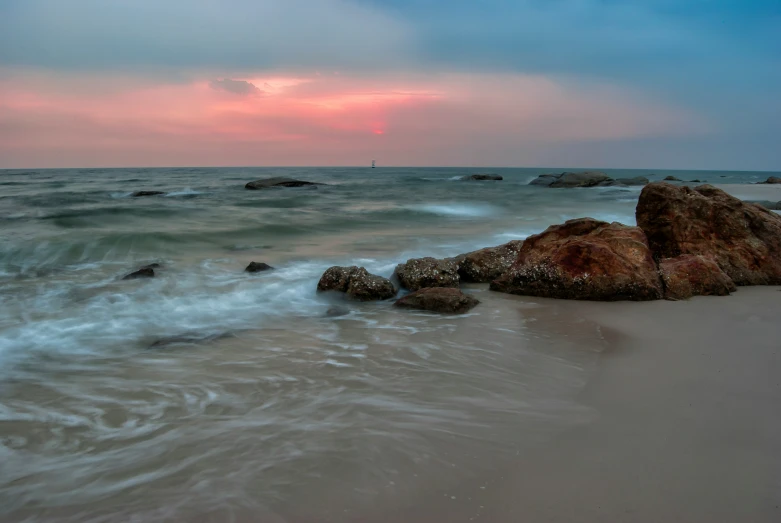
353, 286, 781, 523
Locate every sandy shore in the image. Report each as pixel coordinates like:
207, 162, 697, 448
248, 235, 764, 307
350, 286, 781, 523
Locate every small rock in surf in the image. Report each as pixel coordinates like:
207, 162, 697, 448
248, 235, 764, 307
131, 191, 165, 197
245, 261, 274, 273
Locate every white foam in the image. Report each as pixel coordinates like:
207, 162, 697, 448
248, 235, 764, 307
165, 188, 204, 197
406, 203, 498, 218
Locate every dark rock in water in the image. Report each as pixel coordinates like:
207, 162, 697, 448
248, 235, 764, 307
394, 257, 460, 291
317, 266, 396, 301
659, 254, 736, 300
461, 174, 503, 181
455, 240, 524, 283
122, 267, 155, 280
760, 176, 781, 184
325, 306, 350, 317
663, 176, 682, 182
690, 179, 702, 183
245, 177, 320, 190
636, 182, 781, 285
394, 287, 479, 314
245, 261, 274, 273
747, 200, 781, 211
529, 171, 611, 188
131, 191, 165, 197
491, 218, 663, 301
142, 263, 161, 269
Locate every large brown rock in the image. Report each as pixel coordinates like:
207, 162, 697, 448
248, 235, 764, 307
636, 182, 781, 285
394, 288, 479, 314
490, 218, 663, 301
317, 266, 396, 301
658, 255, 736, 300
393, 257, 459, 291
760, 176, 781, 184
455, 240, 524, 283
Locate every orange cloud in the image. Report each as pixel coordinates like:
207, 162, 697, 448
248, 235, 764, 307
0, 70, 706, 167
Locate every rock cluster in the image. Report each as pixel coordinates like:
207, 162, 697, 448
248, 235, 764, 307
529, 171, 648, 188
309, 182, 781, 314
317, 266, 397, 301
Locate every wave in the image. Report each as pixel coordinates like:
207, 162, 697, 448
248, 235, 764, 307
405, 203, 498, 218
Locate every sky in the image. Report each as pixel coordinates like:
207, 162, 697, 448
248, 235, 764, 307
0, 0, 779, 170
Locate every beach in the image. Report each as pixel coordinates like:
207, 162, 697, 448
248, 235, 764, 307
1, 167, 780, 522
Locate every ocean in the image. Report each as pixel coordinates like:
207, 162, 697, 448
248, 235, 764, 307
0, 166, 778, 521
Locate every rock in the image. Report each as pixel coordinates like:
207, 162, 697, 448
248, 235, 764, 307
394, 288, 480, 314
461, 174, 503, 181
529, 171, 611, 188
455, 240, 524, 283
636, 182, 781, 285
528, 174, 560, 187
690, 179, 702, 183
317, 266, 397, 301
393, 257, 460, 291
658, 255, 736, 300
747, 200, 781, 211
122, 267, 155, 280
760, 176, 781, 184
245, 261, 274, 273
490, 218, 663, 301
325, 306, 350, 317
131, 191, 165, 197
663, 176, 682, 181
245, 177, 320, 190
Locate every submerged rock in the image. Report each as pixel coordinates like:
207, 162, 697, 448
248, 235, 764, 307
529, 171, 611, 188
122, 266, 155, 280
317, 266, 396, 301
636, 182, 781, 285
148, 331, 236, 349
490, 218, 663, 301
461, 174, 503, 181
393, 257, 460, 291
245, 261, 274, 273
663, 176, 682, 182
455, 240, 524, 283
760, 176, 781, 184
659, 254, 736, 300
131, 191, 165, 197
325, 306, 350, 317
245, 177, 320, 190
394, 287, 480, 314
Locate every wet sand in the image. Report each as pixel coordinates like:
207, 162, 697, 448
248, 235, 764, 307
347, 287, 781, 523
3, 287, 780, 522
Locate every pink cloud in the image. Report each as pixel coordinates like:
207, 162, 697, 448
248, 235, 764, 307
0, 70, 707, 168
